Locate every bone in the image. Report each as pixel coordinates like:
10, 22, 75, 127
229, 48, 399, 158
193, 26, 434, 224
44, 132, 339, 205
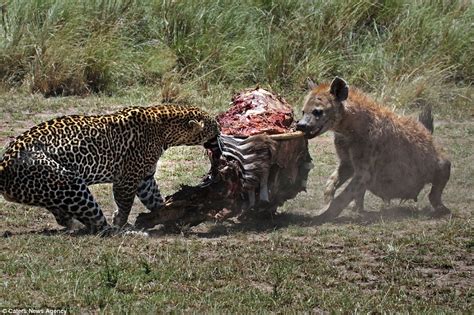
259, 168, 270, 203
247, 189, 256, 209
218, 133, 277, 207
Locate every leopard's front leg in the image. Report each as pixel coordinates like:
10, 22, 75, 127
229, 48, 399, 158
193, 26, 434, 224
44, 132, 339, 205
136, 172, 165, 212
112, 181, 138, 227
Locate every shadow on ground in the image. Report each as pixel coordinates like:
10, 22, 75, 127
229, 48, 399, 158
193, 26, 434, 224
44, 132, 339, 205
3, 205, 446, 239
163, 205, 443, 238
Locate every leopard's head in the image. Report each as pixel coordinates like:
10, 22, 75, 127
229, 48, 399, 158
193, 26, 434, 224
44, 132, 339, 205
166, 106, 220, 147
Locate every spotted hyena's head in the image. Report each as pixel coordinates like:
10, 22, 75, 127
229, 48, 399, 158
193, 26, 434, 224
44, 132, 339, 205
296, 77, 349, 139
171, 107, 220, 147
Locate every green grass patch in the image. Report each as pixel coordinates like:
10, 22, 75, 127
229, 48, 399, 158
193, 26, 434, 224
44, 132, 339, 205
1, 218, 472, 313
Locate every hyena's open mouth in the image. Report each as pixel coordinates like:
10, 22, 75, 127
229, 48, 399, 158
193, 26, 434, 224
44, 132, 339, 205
305, 125, 327, 139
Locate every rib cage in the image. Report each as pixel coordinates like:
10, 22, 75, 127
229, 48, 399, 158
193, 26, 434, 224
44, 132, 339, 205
219, 135, 276, 189
205, 134, 277, 207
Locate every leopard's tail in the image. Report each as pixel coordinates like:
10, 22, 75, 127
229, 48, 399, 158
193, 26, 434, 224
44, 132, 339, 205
418, 104, 434, 134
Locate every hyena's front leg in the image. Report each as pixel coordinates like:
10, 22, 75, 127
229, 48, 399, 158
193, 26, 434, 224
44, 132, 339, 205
325, 135, 353, 204
353, 189, 366, 213
317, 169, 370, 221
324, 162, 354, 204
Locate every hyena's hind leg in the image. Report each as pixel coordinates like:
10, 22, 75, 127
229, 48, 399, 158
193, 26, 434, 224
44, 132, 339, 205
429, 159, 451, 216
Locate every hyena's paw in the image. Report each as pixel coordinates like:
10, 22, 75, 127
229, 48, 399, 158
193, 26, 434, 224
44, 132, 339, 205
314, 203, 342, 222
323, 184, 336, 204
432, 205, 451, 218
323, 172, 338, 204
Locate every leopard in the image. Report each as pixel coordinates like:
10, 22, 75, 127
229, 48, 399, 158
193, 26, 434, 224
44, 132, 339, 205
0, 104, 220, 234
296, 77, 451, 221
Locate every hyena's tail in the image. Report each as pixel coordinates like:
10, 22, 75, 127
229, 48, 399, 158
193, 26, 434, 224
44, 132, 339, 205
418, 104, 434, 134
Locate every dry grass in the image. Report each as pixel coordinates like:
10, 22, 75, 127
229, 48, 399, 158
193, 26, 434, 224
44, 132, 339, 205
1, 1, 472, 98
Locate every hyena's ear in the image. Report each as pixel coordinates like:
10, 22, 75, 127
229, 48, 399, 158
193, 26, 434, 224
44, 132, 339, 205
330, 77, 349, 102
188, 119, 204, 132
306, 77, 316, 90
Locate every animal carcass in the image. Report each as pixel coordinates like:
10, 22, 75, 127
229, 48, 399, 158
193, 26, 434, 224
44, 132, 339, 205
135, 88, 312, 230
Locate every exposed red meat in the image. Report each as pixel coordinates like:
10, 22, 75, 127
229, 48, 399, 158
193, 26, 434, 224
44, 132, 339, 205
217, 87, 295, 136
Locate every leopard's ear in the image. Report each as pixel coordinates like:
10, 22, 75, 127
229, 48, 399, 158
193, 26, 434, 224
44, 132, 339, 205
188, 119, 204, 131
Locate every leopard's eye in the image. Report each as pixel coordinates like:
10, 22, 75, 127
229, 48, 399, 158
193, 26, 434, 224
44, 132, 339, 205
312, 109, 323, 117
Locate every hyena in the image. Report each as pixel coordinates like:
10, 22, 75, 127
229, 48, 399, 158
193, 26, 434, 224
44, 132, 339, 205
296, 77, 451, 221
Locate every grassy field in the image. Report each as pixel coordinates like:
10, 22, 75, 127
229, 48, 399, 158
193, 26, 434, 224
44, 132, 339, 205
1, 0, 473, 313
0, 87, 472, 313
